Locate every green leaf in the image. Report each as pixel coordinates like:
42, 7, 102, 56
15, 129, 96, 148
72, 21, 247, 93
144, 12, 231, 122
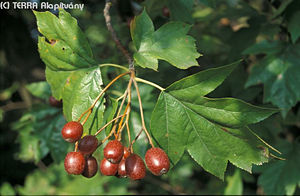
287, 11, 300, 43
245, 43, 300, 117
258, 141, 300, 195
0, 182, 16, 196
0, 82, 19, 101
12, 105, 69, 163
34, 9, 95, 70
176, 96, 277, 128
26, 81, 52, 99
151, 63, 277, 179
168, 0, 194, 23
35, 9, 105, 134
12, 112, 49, 163
17, 162, 131, 195
0, 108, 3, 122
224, 169, 243, 195
167, 60, 240, 98
131, 9, 201, 70
104, 97, 119, 136
242, 40, 284, 56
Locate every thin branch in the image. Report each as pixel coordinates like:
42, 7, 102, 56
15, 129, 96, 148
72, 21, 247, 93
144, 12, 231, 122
104, 1, 133, 68
135, 77, 165, 91
99, 63, 129, 71
94, 114, 125, 136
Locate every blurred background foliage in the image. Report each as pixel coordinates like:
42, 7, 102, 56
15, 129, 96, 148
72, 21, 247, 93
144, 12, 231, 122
0, 0, 299, 195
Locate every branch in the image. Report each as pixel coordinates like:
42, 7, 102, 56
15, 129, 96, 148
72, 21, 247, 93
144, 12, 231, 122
104, 1, 134, 69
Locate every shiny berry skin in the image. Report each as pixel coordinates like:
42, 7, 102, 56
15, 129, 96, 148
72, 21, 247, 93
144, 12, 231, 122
78, 135, 98, 155
118, 159, 127, 177
123, 147, 131, 159
64, 152, 85, 175
61, 121, 83, 143
48, 96, 62, 108
103, 140, 124, 163
100, 158, 118, 176
125, 154, 146, 180
145, 147, 170, 176
82, 156, 98, 178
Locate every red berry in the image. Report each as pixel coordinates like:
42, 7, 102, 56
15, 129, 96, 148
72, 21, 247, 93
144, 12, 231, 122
123, 147, 131, 159
100, 158, 118, 176
78, 135, 98, 155
61, 121, 83, 143
64, 152, 85, 175
125, 154, 146, 180
162, 6, 170, 17
82, 156, 98, 178
118, 159, 127, 177
145, 147, 170, 176
48, 96, 62, 108
103, 140, 124, 163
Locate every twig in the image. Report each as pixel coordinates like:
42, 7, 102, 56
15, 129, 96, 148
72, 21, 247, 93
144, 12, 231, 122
104, 1, 133, 68
135, 77, 165, 91
99, 63, 129, 71
0, 101, 28, 112
129, 128, 143, 151
94, 114, 125, 136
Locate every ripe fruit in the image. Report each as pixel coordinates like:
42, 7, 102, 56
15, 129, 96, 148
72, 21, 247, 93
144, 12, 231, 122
64, 151, 85, 175
162, 6, 170, 17
123, 147, 131, 159
82, 156, 98, 178
145, 147, 170, 176
100, 158, 118, 176
48, 96, 62, 108
103, 140, 124, 163
118, 159, 127, 177
78, 135, 98, 155
125, 154, 146, 180
61, 121, 83, 143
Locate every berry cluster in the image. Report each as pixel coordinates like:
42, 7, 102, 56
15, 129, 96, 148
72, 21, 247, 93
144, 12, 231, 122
60, 71, 170, 180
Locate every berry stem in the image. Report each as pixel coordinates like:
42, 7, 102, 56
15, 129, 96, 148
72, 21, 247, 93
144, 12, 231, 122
77, 72, 130, 122
74, 141, 79, 152
110, 88, 129, 138
116, 77, 133, 139
133, 79, 155, 148
135, 77, 165, 91
94, 114, 126, 137
82, 110, 92, 126
99, 63, 129, 71
129, 128, 143, 152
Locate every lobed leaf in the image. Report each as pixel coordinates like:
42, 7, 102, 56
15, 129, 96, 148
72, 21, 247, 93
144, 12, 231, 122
257, 141, 300, 195
245, 43, 300, 117
35, 9, 105, 134
131, 9, 201, 70
151, 63, 278, 179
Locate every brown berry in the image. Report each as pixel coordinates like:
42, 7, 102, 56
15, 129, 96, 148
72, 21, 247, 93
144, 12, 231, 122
118, 159, 127, 177
78, 135, 98, 155
64, 152, 85, 175
82, 156, 98, 178
103, 140, 124, 163
145, 147, 170, 176
61, 121, 83, 143
48, 96, 62, 108
123, 147, 131, 159
100, 158, 118, 176
125, 154, 146, 180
